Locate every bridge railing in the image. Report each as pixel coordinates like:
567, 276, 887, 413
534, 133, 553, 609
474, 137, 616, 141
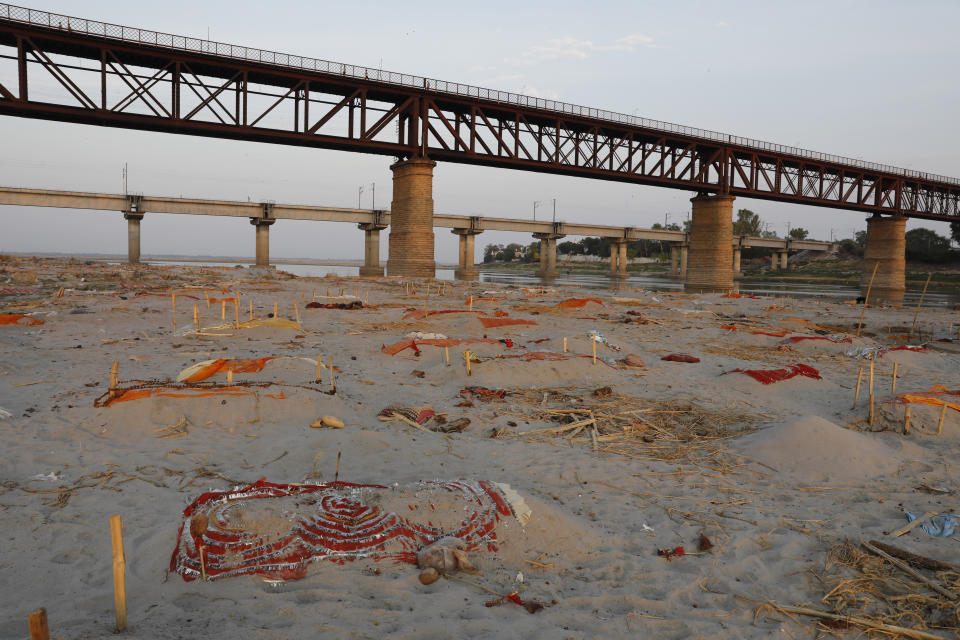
2, 2, 958, 187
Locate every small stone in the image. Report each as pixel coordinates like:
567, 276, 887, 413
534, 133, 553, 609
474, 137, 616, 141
418, 567, 440, 585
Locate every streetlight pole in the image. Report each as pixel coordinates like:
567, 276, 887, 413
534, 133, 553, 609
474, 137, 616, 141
358, 183, 375, 209
533, 200, 544, 221
664, 213, 671, 228
552, 198, 556, 223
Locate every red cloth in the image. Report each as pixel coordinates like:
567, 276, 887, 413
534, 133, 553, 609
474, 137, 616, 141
661, 354, 700, 363
724, 363, 822, 384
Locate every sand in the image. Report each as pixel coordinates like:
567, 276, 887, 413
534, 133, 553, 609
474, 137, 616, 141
1, 255, 959, 638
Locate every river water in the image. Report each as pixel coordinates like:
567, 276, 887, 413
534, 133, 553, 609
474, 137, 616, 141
145, 261, 960, 309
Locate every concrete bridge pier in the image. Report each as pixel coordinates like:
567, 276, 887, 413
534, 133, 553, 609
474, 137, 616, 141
670, 242, 689, 278
358, 223, 387, 276
250, 218, 275, 267
452, 228, 481, 280
732, 242, 742, 277
387, 158, 436, 278
124, 212, 144, 264
608, 239, 629, 278
534, 232, 563, 278
774, 249, 789, 270
685, 194, 734, 293
861, 214, 906, 304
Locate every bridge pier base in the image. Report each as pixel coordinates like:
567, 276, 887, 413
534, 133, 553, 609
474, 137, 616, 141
124, 212, 144, 265
732, 245, 742, 277
685, 194, 734, 293
534, 233, 562, 278
387, 158, 436, 278
453, 229, 480, 280
609, 239, 628, 278
861, 214, 906, 304
775, 250, 789, 270
359, 223, 386, 276
251, 218, 275, 267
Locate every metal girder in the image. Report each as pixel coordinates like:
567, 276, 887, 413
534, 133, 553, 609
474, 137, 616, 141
0, 12, 958, 221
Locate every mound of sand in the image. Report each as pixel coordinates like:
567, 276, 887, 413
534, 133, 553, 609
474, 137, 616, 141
733, 415, 909, 484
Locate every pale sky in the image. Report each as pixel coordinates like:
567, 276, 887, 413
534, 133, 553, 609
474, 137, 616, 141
1, 0, 958, 261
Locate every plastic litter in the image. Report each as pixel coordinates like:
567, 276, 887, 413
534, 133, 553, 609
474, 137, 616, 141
905, 512, 960, 538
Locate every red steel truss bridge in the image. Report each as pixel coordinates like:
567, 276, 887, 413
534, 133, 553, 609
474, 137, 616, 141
0, 4, 957, 222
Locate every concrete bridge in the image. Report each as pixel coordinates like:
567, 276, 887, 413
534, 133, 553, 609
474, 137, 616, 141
0, 186, 836, 281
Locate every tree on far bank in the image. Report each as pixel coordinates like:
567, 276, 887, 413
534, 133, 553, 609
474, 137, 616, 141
951, 221, 960, 246
788, 227, 809, 240
905, 228, 952, 262
733, 209, 762, 236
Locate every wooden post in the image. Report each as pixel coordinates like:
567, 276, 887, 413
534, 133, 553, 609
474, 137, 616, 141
937, 403, 947, 435
563, 337, 567, 353
294, 304, 300, 325
273, 301, 278, 318
891, 362, 899, 395
234, 292, 240, 330
869, 356, 875, 396
315, 355, 322, 384
205, 292, 210, 309
856, 263, 879, 337
468, 296, 473, 312
109, 361, 119, 398
334, 450, 342, 482
853, 367, 863, 408
221, 300, 226, 321
445, 346, 450, 366
110, 514, 127, 632
910, 273, 932, 335
248, 299, 253, 321
904, 405, 911, 434
869, 394, 875, 426
328, 356, 335, 393
28, 608, 49, 640
465, 352, 471, 376
227, 369, 233, 383
365, 291, 369, 306
592, 337, 597, 365
171, 293, 176, 312
193, 304, 199, 331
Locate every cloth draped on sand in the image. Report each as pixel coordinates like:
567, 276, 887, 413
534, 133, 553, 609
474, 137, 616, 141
176, 356, 319, 382
0, 313, 44, 326
889, 385, 960, 412
555, 298, 603, 309
381, 337, 501, 356
478, 317, 538, 329
170, 479, 530, 581
722, 363, 822, 384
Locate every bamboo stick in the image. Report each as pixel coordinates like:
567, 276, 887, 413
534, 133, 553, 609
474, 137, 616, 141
220, 300, 226, 321
227, 369, 233, 383
938, 403, 948, 435
273, 301, 278, 319
891, 362, 898, 394
193, 304, 199, 330
28, 608, 49, 640
910, 273, 932, 334
468, 296, 473, 311
329, 356, 334, 393
445, 346, 450, 366
869, 394, 875, 426
110, 514, 126, 632
248, 299, 253, 321
869, 356, 875, 396
592, 337, 597, 364
205, 292, 210, 309
198, 545, 207, 581
563, 337, 567, 353
334, 451, 342, 482
109, 361, 119, 398
856, 262, 879, 337
171, 293, 176, 312
762, 602, 946, 640
466, 353, 472, 376
294, 304, 300, 325
315, 355, 322, 384
853, 367, 863, 408
234, 294, 240, 329
904, 405, 911, 434
861, 540, 955, 600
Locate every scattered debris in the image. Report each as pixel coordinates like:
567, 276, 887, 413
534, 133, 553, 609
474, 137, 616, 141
661, 353, 700, 363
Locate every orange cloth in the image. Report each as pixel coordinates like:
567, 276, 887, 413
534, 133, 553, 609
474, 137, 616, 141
104, 387, 260, 406
0, 313, 44, 326
478, 317, 538, 329
182, 357, 276, 382
895, 385, 960, 412
381, 338, 499, 356
555, 298, 603, 309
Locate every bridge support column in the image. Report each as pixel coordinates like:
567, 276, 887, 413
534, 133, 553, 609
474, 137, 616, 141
452, 229, 480, 280
685, 194, 734, 293
124, 212, 144, 265
250, 218, 275, 267
387, 158, 436, 278
609, 240, 628, 278
732, 244, 742, 277
358, 223, 387, 276
670, 244, 679, 276
861, 214, 906, 304
774, 250, 789, 270
679, 243, 688, 278
534, 233, 563, 278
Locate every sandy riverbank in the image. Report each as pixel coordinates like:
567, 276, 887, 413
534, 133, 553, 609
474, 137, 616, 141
1, 255, 959, 639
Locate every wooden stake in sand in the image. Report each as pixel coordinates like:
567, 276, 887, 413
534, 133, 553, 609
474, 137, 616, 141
937, 403, 948, 435
204, 292, 210, 309
249, 299, 253, 321
227, 369, 233, 383
28, 608, 49, 640
365, 291, 369, 306
869, 355, 875, 396
563, 337, 567, 353
234, 292, 240, 329
856, 262, 879, 337
910, 273, 932, 335
328, 356, 335, 393
315, 355, 322, 384
109, 361, 119, 399
171, 293, 176, 312
853, 367, 863, 408
891, 362, 899, 394
445, 346, 450, 366
221, 300, 226, 321
294, 304, 300, 325
273, 301, 278, 319
869, 394, 875, 426
592, 336, 597, 365
193, 304, 199, 331
468, 296, 473, 312
904, 405, 911, 434
109, 514, 127, 632
334, 451, 342, 482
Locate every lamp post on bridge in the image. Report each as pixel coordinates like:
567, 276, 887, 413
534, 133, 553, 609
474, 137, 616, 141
358, 183, 375, 209
533, 200, 545, 221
